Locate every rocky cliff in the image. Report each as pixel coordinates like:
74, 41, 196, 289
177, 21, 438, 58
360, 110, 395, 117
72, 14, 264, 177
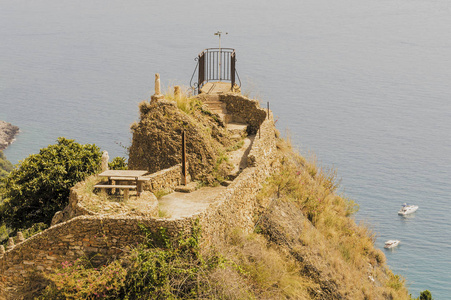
0, 121, 19, 151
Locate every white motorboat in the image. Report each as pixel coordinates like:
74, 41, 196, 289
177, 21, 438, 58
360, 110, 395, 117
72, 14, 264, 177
398, 203, 418, 215
384, 240, 400, 249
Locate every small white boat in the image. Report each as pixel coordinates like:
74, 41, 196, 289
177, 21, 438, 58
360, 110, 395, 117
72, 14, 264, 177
384, 240, 400, 249
398, 203, 418, 215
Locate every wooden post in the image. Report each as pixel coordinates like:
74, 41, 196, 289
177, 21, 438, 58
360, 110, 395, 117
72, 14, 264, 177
182, 131, 187, 185
136, 176, 141, 196
267, 101, 269, 119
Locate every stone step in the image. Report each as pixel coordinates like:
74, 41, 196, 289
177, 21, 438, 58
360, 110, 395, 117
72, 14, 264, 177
205, 94, 220, 101
226, 122, 248, 135
213, 113, 227, 123
206, 103, 225, 110
203, 99, 223, 104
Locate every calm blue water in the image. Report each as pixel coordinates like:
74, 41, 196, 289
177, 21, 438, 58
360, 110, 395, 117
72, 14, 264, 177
1, 0, 450, 297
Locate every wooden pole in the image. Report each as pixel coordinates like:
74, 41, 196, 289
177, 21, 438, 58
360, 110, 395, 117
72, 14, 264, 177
267, 101, 269, 119
182, 131, 187, 185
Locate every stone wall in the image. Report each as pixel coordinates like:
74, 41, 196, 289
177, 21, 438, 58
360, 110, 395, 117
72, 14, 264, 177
195, 117, 277, 244
220, 93, 267, 133
50, 178, 97, 226
0, 96, 278, 299
247, 115, 276, 167
0, 215, 193, 298
143, 164, 182, 192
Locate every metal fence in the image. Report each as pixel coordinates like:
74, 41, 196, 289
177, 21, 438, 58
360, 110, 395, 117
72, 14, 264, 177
190, 48, 240, 94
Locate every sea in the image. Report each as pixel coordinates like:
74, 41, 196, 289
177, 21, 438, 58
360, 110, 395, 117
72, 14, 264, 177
1, 0, 450, 297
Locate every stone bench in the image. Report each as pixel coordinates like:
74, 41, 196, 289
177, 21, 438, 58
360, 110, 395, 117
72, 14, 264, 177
94, 184, 137, 201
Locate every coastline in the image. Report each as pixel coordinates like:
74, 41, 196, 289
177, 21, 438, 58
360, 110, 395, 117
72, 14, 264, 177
0, 121, 20, 151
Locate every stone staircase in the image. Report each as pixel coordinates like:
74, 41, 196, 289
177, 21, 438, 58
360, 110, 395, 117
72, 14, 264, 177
198, 81, 249, 137
202, 94, 249, 136
202, 94, 231, 124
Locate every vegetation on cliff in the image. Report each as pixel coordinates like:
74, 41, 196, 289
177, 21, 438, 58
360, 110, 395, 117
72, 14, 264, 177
0, 151, 13, 179
2, 92, 426, 299
36, 138, 412, 299
0, 138, 102, 233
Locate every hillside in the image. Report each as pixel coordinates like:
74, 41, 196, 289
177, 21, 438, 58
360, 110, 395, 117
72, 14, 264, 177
0, 90, 410, 299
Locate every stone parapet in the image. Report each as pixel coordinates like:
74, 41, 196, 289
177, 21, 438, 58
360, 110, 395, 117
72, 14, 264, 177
196, 117, 278, 244
0, 215, 193, 299
247, 117, 276, 167
143, 164, 182, 192
219, 93, 267, 133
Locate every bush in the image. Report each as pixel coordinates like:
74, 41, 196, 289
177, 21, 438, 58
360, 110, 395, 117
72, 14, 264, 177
420, 290, 433, 300
108, 156, 128, 170
0, 150, 14, 179
39, 221, 229, 299
0, 137, 102, 231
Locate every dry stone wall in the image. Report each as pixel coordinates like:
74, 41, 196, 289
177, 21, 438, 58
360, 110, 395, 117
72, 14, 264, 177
143, 164, 182, 192
0, 94, 278, 299
220, 93, 267, 133
247, 115, 276, 167
196, 117, 277, 244
0, 215, 193, 298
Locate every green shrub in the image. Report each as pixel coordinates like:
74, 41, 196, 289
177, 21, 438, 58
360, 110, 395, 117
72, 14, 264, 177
21, 222, 49, 239
0, 150, 14, 179
40, 221, 228, 299
108, 156, 128, 170
419, 290, 433, 300
0, 137, 102, 231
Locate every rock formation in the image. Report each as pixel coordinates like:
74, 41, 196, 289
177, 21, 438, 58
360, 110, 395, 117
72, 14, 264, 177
129, 99, 233, 183
0, 121, 19, 151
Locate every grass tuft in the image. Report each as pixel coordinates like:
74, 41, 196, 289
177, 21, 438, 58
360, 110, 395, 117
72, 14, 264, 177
164, 85, 202, 115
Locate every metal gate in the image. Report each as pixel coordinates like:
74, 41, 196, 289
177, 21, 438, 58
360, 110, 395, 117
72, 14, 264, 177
190, 48, 240, 94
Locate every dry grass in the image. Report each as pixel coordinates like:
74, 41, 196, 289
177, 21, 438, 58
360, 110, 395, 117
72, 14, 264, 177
153, 189, 171, 200
206, 229, 314, 299
256, 138, 411, 299
163, 85, 202, 115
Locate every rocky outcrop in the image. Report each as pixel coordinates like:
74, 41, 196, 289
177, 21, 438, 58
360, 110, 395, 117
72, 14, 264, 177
128, 99, 234, 183
0, 121, 19, 151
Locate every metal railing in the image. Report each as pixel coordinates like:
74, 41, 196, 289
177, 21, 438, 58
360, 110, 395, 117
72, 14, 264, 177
190, 48, 241, 94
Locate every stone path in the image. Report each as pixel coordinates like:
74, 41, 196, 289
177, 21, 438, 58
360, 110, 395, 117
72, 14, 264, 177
158, 134, 252, 219
158, 186, 226, 218
158, 83, 253, 219
200, 82, 234, 94
228, 135, 254, 176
